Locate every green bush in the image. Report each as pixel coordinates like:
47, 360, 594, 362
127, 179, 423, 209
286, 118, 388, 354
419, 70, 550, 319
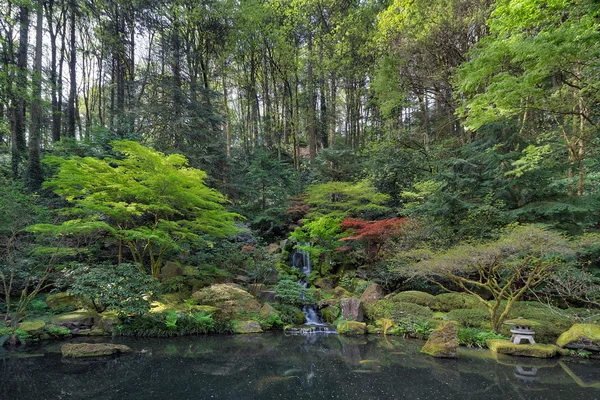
366, 300, 433, 323
65, 262, 158, 315
392, 291, 436, 307
447, 308, 490, 328
433, 293, 486, 312
272, 304, 306, 325
274, 279, 315, 306
458, 328, 506, 347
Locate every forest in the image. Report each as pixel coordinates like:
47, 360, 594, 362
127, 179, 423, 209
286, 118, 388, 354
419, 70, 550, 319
0, 0, 599, 352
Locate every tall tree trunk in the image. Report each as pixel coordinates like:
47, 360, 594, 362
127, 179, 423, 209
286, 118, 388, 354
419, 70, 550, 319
66, 2, 77, 138
307, 34, 316, 163
11, 5, 29, 179
26, 0, 44, 190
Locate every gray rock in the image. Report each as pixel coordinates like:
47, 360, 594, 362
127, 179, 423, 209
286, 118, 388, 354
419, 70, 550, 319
340, 297, 364, 322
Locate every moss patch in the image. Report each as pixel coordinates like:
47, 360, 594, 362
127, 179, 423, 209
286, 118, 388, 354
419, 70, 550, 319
486, 339, 559, 358
337, 321, 366, 335
61, 343, 132, 358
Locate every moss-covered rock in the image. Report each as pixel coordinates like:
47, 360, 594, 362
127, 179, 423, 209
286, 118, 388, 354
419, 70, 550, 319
333, 286, 352, 299
50, 311, 99, 329
433, 293, 485, 312
61, 343, 132, 358
232, 320, 263, 334
45, 292, 81, 310
393, 291, 436, 308
365, 300, 433, 323
487, 339, 559, 358
360, 284, 384, 305
192, 284, 261, 320
259, 303, 279, 320
314, 278, 335, 290
421, 321, 458, 358
17, 320, 46, 336
556, 324, 600, 351
95, 311, 121, 333
338, 321, 367, 335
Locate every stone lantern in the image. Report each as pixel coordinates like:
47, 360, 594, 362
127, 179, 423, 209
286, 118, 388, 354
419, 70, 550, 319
504, 318, 539, 345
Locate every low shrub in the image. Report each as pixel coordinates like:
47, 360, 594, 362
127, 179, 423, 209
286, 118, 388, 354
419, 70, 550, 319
433, 293, 486, 312
392, 291, 436, 307
457, 328, 506, 347
447, 308, 490, 328
390, 318, 434, 339
114, 310, 225, 337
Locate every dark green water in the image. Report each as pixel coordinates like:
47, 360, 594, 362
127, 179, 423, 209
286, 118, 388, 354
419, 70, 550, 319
2, 333, 599, 400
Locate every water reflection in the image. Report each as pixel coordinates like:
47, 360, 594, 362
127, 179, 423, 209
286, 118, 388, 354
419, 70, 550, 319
1, 334, 599, 399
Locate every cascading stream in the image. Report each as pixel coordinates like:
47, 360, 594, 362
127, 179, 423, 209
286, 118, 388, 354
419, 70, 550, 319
290, 244, 336, 334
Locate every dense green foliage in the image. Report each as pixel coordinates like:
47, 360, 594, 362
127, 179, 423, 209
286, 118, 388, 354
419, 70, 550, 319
0, 0, 599, 340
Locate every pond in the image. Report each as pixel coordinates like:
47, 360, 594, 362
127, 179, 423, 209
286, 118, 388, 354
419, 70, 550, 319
2, 333, 599, 399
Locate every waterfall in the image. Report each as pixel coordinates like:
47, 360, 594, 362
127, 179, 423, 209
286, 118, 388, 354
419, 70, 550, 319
289, 244, 336, 334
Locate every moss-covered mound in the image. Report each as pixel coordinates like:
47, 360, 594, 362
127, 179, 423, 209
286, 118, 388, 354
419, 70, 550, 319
433, 293, 485, 312
61, 343, 132, 358
447, 309, 490, 328
366, 300, 433, 323
487, 339, 559, 358
556, 324, 600, 350
392, 291, 436, 307
192, 284, 261, 320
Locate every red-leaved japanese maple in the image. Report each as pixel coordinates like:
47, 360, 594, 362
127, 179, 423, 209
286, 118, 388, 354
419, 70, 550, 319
340, 217, 407, 264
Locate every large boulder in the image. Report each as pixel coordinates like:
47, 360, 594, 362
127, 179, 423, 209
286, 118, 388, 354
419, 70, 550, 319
340, 297, 364, 322
17, 320, 46, 336
61, 343, 132, 358
232, 320, 263, 334
556, 324, 600, 352
337, 321, 367, 335
487, 339, 559, 358
45, 292, 81, 310
314, 278, 335, 290
421, 321, 458, 358
192, 284, 261, 320
360, 284, 384, 305
50, 311, 99, 330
